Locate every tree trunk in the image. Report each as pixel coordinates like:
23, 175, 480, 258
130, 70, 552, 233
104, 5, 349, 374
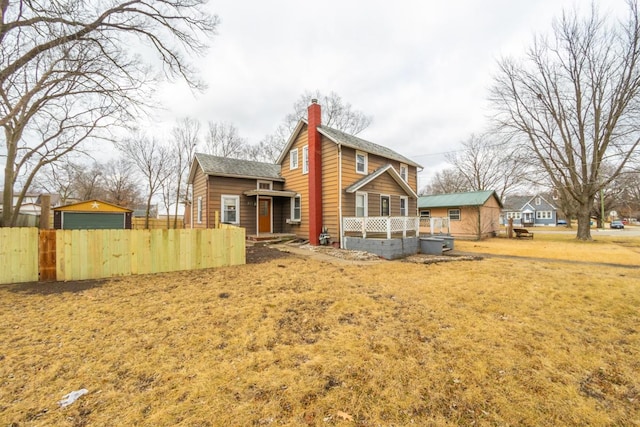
576, 199, 594, 240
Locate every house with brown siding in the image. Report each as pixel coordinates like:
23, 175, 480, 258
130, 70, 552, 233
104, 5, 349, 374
186, 100, 422, 247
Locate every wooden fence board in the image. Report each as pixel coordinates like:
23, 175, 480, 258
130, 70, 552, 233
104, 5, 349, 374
0, 228, 38, 284
1, 227, 245, 284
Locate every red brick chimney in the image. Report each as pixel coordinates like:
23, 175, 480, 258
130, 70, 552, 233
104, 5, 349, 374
308, 99, 322, 245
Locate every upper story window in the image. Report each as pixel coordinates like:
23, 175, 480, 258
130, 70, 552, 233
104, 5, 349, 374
356, 151, 367, 174
302, 145, 309, 174
399, 163, 408, 182
258, 181, 272, 190
290, 148, 298, 170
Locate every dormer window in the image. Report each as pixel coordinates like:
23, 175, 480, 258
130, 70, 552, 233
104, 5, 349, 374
356, 151, 367, 174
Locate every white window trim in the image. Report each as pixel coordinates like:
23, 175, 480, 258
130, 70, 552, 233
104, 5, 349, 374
355, 191, 368, 217
290, 148, 299, 170
197, 196, 203, 224
221, 195, 240, 225
302, 145, 309, 175
399, 163, 408, 182
400, 196, 408, 216
449, 208, 461, 221
356, 151, 368, 175
257, 180, 272, 190
290, 195, 301, 222
380, 194, 391, 216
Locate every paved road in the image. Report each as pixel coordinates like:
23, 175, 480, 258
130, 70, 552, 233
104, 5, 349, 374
532, 225, 640, 237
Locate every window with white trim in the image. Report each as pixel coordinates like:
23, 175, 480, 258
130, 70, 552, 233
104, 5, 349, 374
380, 195, 390, 216
291, 195, 301, 221
536, 211, 552, 219
399, 163, 408, 182
197, 196, 203, 223
257, 181, 272, 190
221, 195, 240, 224
289, 148, 298, 170
356, 151, 367, 174
448, 209, 461, 221
302, 145, 309, 174
400, 196, 408, 216
420, 210, 431, 218
355, 192, 367, 217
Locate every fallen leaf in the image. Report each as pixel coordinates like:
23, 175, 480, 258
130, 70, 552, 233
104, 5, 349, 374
336, 410, 353, 421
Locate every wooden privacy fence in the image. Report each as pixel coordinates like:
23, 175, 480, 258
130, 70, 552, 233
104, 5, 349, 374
0, 227, 245, 284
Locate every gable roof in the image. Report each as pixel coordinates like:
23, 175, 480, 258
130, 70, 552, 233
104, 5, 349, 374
418, 190, 503, 209
502, 194, 557, 211
277, 120, 421, 168
345, 164, 418, 198
54, 199, 132, 212
190, 153, 284, 182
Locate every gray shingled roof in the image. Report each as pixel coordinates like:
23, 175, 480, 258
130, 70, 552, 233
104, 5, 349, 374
501, 195, 532, 211
317, 126, 421, 168
194, 153, 283, 180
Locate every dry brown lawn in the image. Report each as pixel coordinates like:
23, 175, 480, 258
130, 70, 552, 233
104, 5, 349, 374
1, 237, 639, 426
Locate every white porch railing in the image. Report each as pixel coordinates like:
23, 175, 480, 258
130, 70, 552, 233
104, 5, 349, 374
342, 216, 420, 239
419, 217, 450, 235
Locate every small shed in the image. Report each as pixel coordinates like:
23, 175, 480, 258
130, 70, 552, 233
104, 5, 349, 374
53, 200, 133, 230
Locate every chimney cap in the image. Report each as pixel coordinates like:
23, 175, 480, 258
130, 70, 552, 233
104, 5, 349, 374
311, 98, 318, 104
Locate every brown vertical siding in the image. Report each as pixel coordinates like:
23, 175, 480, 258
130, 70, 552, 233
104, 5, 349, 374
281, 125, 310, 239
207, 176, 258, 235
321, 138, 339, 238
191, 166, 208, 229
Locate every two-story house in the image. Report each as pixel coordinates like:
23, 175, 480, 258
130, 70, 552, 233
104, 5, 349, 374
186, 100, 421, 246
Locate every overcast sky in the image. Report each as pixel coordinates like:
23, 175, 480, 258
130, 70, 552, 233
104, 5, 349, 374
1, 0, 627, 191
148, 0, 628, 189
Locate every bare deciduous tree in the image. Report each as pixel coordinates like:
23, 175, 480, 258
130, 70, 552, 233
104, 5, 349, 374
117, 135, 172, 228
445, 134, 529, 201
170, 117, 200, 227
1, 0, 218, 226
491, 1, 640, 240
258, 91, 373, 162
204, 122, 247, 159
421, 168, 470, 195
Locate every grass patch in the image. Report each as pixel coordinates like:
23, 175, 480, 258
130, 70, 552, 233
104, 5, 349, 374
457, 234, 640, 265
1, 245, 639, 426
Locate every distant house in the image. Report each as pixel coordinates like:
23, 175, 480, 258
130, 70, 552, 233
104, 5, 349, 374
186, 100, 421, 247
502, 194, 558, 227
418, 190, 503, 239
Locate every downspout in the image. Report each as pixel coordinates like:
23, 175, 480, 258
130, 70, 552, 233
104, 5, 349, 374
338, 144, 343, 248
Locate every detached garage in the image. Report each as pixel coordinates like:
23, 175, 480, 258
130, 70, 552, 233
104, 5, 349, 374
54, 200, 133, 230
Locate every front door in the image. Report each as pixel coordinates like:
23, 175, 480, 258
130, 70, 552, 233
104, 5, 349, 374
258, 198, 271, 233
